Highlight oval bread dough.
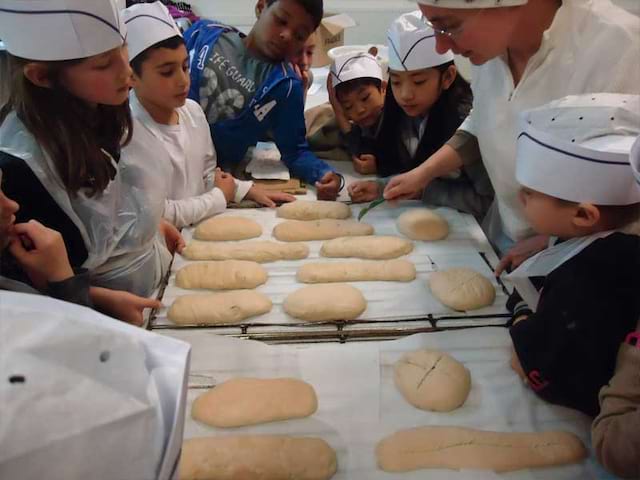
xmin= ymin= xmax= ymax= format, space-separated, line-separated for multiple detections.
xmin=277 ymin=200 xmax=351 ymax=220
xmin=429 ymin=268 xmax=496 ymax=311
xmin=394 ymin=349 xmax=471 ymax=412
xmin=175 ymin=260 xmax=267 ymax=290
xmin=376 ymin=426 xmax=587 ymax=473
xmin=396 ymin=209 xmax=449 ymax=241
xmin=194 ymin=216 xmax=262 ymax=241
xmin=297 ymin=260 xmax=416 ymax=283
xmin=182 ymin=240 xmax=309 ymax=262
xmin=192 ymin=378 xmax=318 ymax=427
xmin=284 ymin=284 xmax=366 ymax=321
xmin=179 ymin=435 xmax=338 ymax=480
xmin=168 ymin=291 xmax=272 ymax=325
xmin=273 ymin=219 xmax=374 ymax=242
xmin=320 ymin=236 xmax=414 ymax=259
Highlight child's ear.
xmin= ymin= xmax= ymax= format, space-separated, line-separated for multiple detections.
xmin=573 ymin=203 xmax=600 ymax=228
xmin=23 ymin=63 xmax=52 ymax=88
xmin=255 ymin=0 xmax=265 ymax=18
xmin=441 ymin=64 xmax=457 ymax=91
xmin=380 ymin=80 xmax=388 ymax=95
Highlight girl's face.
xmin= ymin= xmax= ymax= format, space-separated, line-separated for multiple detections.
xmin=59 ymin=45 xmax=132 ymax=106
xmin=389 ymin=66 xmax=452 ymax=118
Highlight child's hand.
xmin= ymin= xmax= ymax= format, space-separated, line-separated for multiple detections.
xmin=348 ymin=180 xmax=380 ymax=203
xmin=214 ymin=168 xmax=236 ymax=203
xmin=326 ymin=75 xmax=351 ymax=134
xmin=510 ymin=347 xmax=528 ymax=384
xmin=316 ymin=172 xmax=341 ymax=200
xmin=158 ymin=219 xmax=185 ymax=255
xmin=383 ymin=170 xmax=425 ymax=201
xmin=8 ymin=220 xmax=74 ymax=290
xmin=495 ymin=234 xmax=550 ymax=276
xmin=293 ymin=63 xmax=311 ymax=93
xmin=90 ymin=287 xmax=162 ymax=327
xmin=246 ymin=186 xmax=296 ymax=208
xmin=353 ymin=154 xmax=377 ymax=175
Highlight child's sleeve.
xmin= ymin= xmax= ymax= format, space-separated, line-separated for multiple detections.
xmin=163 ymin=189 xmax=228 ymax=229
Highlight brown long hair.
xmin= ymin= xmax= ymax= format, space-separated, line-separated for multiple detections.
xmin=0 ymin=54 xmax=133 ymax=197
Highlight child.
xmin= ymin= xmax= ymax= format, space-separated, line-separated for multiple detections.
xmin=328 ymin=52 xmax=386 ymax=175
xmin=184 ymin=0 xmax=343 ymax=200
xmin=0 ymin=0 xmax=171 ymax=298
xmin=506 ymin=94 xmax=640 ymax=418
xmin=348 ymin=11 xmax=493 ymax=221
xmin=123 ymin=2 xmax=294 ymax=229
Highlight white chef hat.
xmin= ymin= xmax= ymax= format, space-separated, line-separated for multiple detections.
xmin=122 ymin=1 xmax=182 ymax=62
xmin=0 ymin=0 xmax=125 ymax=61
xmin=330 ymin=52 xmax=383 ymax=89
xmin=416 ymin=0 xmax=527 ymax=8
xmin=631 ymin=136 xmax=640 ymax=186
xmin=387 ymin=11 xmax=454 ymax=72
xmin=516 ymin=93 xmax=640 ymax=206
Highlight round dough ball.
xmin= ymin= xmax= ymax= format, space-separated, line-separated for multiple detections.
xmin=194 ymin=216 xmax=262 ymax=241
xmin=394 ymin=349 xmax=471 ymax=412
xmin=429 ymin=268 xmax=496 ymax=311
xmin=284 ymin=284 xmax=366 ymax=322
xmin=396 ymin=209 xmax=449 ymax=241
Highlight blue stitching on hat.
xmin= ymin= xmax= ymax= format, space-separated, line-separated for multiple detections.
xmin=518 ymin=132 xmax=630 ymax=165
xmin=124 ymin=13 xmax=176 ymax=29
xmin=403 ymin=34 xmax=436 ymax=66
xmin=386 ymin=35 xmax=407 ymax=71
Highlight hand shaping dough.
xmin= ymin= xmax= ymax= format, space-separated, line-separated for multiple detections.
xmin=194 ymin=216 xmax=262 ymax=241
xmin=396 ymin=209 xmax=449 ymax=241
xmin=376 ymin=426 xmax=587 ymax=473
xmin=277 ymin=200 xmax=351 ymax=220
xmin=179 ymin=435 xmax=338 ymax=480
xmin=273 ymin=219 xmax=373 ymax=242
xmin=175 ymin=260 xmax=267 ymax=290
xmin=394 ymin=350 xmax=471 ymax=412
xmin=429 ymin=268 xmax=496 ymax=311
xmin=297 ymin=260 xmax=416 ymax=283
xmin=168 ymin=291 xmax=272 ymax=325
xmin=320 ymin=236 xmax=414 ymax=260
xmin=192 ymin=378 xmax=318 ymax=427
xmin=182 ymin=240 xmax=309 ymax=262
xmin=284 ymin=284 xmax=366 ymax=321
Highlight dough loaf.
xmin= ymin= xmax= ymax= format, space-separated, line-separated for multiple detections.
xmin=179 ymin=435 xmax=337 ymax=480
xmin=277 ymin=200 xmax=351 ymax=220
xmin=429 ymin=268 xmax=496 ymax=311
xmin=175 ymin=261 xmax=267 ymax=290
xmin=320 ymin=236 xmax=414 ymax=259
xmin=297 ymin=260 xmax=416 ymax=283
xmin=273 ymin=219 xmax=374 ymax=242
xmin=192 ymin=378 xmax=317 ymax=427
xmin=284 ymin=284 xmax=366 ymax=321
xmin=168 ymin=291 xmax=272 ymax=325
xmin=182 ymin=240 xmax=309 ymax=262
xmin=396 ymin=209 xmax=449 ymax=241
xmin=394 ymin=350 xmax=471 ymax=412
xmin=194 ymin=216 xmax=262 ymax=241
xmin=376 ymin=426 xmax=587 ymax=473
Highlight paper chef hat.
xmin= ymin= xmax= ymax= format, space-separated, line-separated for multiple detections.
xmin=330 ymin=52 xmax=383 ymax=89
xmin=387 ymin=11 xmax=454 ymax=72
xmin=416 ymin=0 xmax=527 ymax=8
xmin=516 ymin=93 xmax=640 ymax=205
xmin=0 ymin=0 xmax=125 ymax=61
xmin=123 ymin=1 xmax=182 ymax=62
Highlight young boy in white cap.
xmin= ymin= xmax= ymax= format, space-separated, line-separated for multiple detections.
xmin=123 ymin=2 xmax=295 ymax=228
xmin=507 ymin=94 xmax=640 ymax=418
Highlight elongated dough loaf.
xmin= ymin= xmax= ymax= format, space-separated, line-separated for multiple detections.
xmin=284 ymin=284 xmax=366 ymax=321
xmin=182 ymin=240 xmax=309 ymax=262
xmin=192 ymin=378 xmax=317 ymax=427
xmin=175 ymin=261 xmax=267 ymax=290
xmin=277 ymin=200 xmax=351 ymax=220
xmin=297 ymin=260 xmax=416 ymax=283
xmin=179 ymin=435 xmax=338 ymax=480
xmin=273 ymin=219 xmax=374 ymax=242
xmin=429 ymin=268 xmax=496 ymax=311
xmin=397 ymin=208 xmax=449 ymax=241
xmin=194 ymin=216 xmax=262 ymax=241
xmin=376 ymin=426 xmax=587 ymax=473
xmin=320 ymin=236 xmax=414 ymax=259
xmin=168 ymin=291 xmax=272 ymax=325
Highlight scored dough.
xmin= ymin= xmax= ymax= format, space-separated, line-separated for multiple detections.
xmin=192 ymin=378 xmax=318 ymax=427
xmin=194 ymin=216 xmax=262 ymax=241
xmin=284 ymin=284 xmax=367 ymax=322
xmin=320 ymin=236 xmax=414 ymax=260
xmin=394 ymin=350 xmax=471 ymax=412
xmin=277 ymin=200 xmax=351 ymax=220
xmin=182 ymin=240 xmax=309 ymax=262
xmin=168 ymin=291 xmax=272 ymax=325
xmin=297 ymin=260 xmax=416 ymax=283
xmin=429 ymin=268 xmax=496 ymax=311
xmin=273 ymin=219 xmax=374 ymax=242
xmin=175 ymin=260 xmax=267 ymax=290
xmin=396 ymin=209 xmax=449 ymax=241
xmin=179 ymin=435 xmax=338 ymax=480
xmin=376 ymin=426 xmax=587 ymax=473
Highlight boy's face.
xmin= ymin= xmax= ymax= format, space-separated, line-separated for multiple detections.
xmin=0 ymin=179 xmax=19 ymax=249
xmin=338 ymin=83 xmax=386 ymax=129
xmin=253 ymin=0 xmax=316 ymax=62
xmin=290 ymin=31 xmax=317 ymax=72
xmin=519 ymin=187 xmax=579 ymax=237
xmin=132 ymin=44 xmax=190 ymax=111
xmin=389 ymin=67 xmax=444 ymax=118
